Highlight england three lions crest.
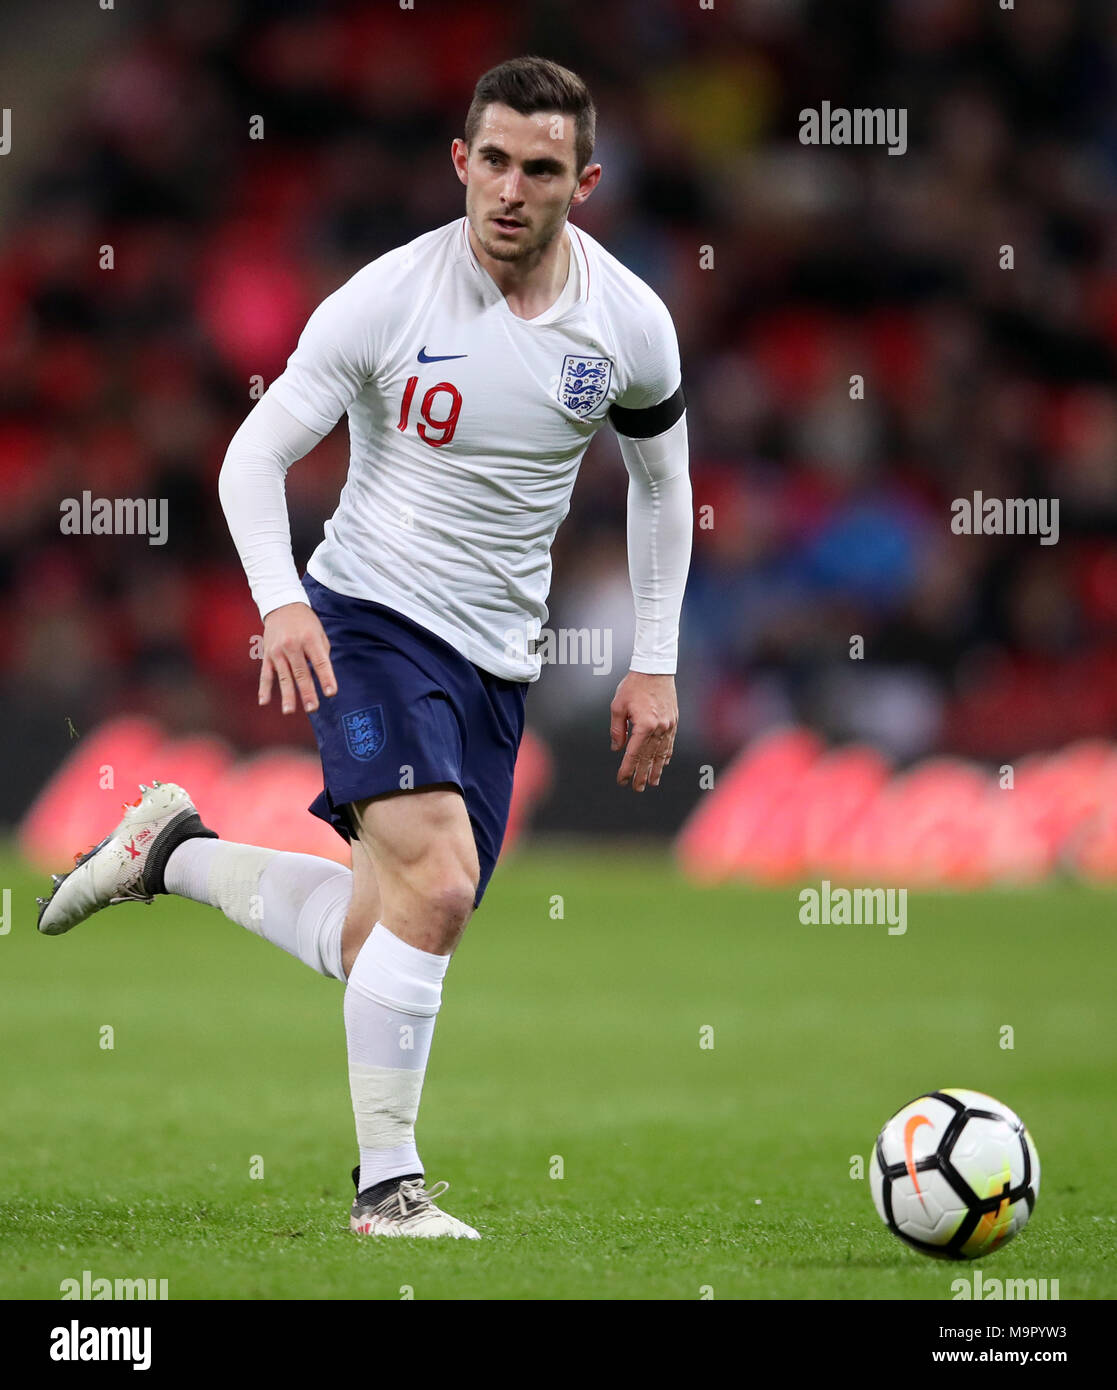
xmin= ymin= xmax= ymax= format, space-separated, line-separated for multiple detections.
xmin=342 ymin=706 xmax=385 ymax=761
xmin=558 ymin=354 xmax=612 ymax=418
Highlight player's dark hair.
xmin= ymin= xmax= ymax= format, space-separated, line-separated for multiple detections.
xmin=464 ymin=56 xmax=596 ymax=174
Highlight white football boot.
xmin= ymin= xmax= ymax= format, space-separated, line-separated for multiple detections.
xmin=37 ymin=781 xmax=218 ymax=936
xmin=349 ymin=1168 xmax=481 ymax=1239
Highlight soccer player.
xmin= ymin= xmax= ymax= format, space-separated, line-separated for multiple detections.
xmin=37 ymin=56 xmax=692 ymax=1238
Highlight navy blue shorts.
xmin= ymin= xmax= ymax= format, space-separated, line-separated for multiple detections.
xmin=301 ymin=573 xmax=528 ymax=907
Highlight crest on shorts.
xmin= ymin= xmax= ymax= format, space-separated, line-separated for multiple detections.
xmin=342 ymin=706 xmax=386 ymax=761
xmin=558 ymin=354 xmax=612 ymax=417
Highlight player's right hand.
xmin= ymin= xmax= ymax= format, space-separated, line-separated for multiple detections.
xmin=258 ymin=602 xmax=337 ymax=715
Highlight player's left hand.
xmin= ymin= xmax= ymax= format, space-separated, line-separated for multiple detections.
xmin=610 ymin=672 xmax=678 ymax=792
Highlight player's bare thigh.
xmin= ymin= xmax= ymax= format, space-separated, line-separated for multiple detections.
xmin=341 ymin=784 xmax=479 ymax=969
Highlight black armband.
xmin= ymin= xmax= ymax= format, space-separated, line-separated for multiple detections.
xmin=608 ymin=382 xmax=686 ymax=439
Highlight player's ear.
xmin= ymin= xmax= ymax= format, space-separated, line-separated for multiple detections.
xmin=571 ymin=162 xmax=602 ymax=208
xmin=451 ymin=138 xmax=470 ymax=186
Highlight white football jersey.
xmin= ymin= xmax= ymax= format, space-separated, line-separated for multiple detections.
xmin=267 ymin=216 xmax=683 ymax=681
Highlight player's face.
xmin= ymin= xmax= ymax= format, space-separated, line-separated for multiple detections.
xmin=453 ymin=104 xmax=600 ymax=263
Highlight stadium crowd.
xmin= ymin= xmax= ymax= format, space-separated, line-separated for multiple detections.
xmin=2 ymin=0 xmax=1116 ymax=828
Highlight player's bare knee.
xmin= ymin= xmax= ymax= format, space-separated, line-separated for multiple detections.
xmin=417 ymin=869 xmax=476 ymax=936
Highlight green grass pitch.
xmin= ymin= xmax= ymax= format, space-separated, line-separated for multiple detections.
xmin=1 ymin=842 xmax=1113 ymax=1300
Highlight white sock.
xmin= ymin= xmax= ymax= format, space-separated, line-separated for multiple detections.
xmin=165 ymin=839 xmax=350 ymax=982
xmin=345 ymin=922 xmax=451 ymax=1191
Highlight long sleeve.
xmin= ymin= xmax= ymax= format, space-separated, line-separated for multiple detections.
xmin=618 ymin=412 xmax=693 ymax=674
xmin=217 ymin=390 xmax=327 ymax=621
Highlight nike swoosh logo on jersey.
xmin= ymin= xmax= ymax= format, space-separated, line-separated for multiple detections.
xmin=417 ymin=347 xmax=468 ymax=363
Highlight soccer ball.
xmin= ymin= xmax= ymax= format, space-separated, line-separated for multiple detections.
xmin=869 ymin=1088 xmax=1039 ymax=1259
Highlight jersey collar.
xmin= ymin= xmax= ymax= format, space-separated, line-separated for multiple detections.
xmin=460 ymin=216 xmax=590 ymax=315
